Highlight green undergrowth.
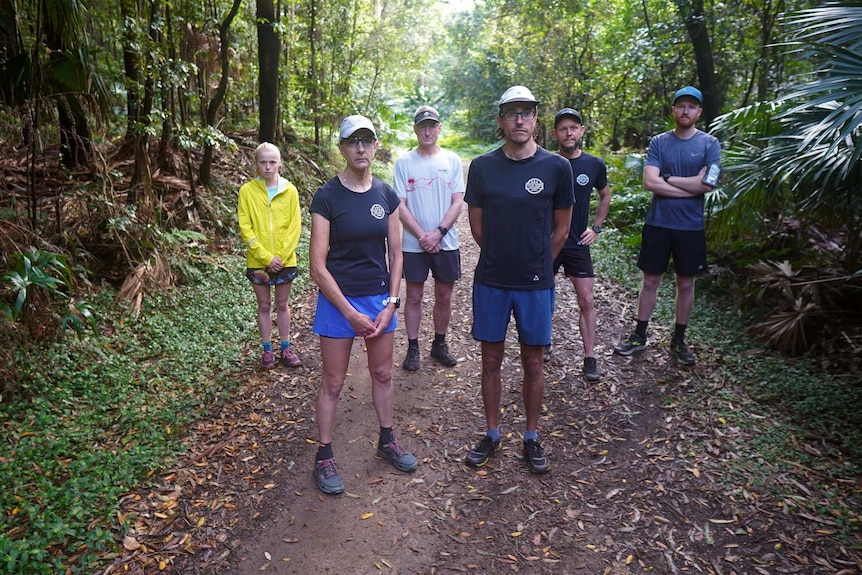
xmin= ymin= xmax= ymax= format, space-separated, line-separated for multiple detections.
xmin=596 ymin=231 xmax=862 ymax=538
xmin=0 ymin=255 xmax=259 ymax=574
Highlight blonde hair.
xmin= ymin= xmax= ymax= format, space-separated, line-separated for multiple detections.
xmin=254 ymin=142 xmax=282 ymax=176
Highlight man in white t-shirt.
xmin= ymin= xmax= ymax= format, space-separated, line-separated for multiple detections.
xmin=394 ymin=105 xmax=464 ymax=371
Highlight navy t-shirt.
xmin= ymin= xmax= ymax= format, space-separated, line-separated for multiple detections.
xmin=563 ymin=151 xmax=608 ymax=251
xmin=309 ymin=176 xmax=399 ymax=296
xmin=644 ymin=129 xmax=721 ymax=231
xmin=465 ymin=146 xmax=574 ymax=290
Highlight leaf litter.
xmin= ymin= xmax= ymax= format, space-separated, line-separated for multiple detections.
xmin=103 ymin=217 xmax=861 ymax=574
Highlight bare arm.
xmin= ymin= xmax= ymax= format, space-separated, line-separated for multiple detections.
xmin=309 ymin=213 xmax=376 ymax=337
xmin=551 ymin=206 xmax=572 ymax=259
xmin=580 ymin=184 xmax=611 ymax=246
xmin=644 ymin=165 xmax=712 ymax=198
xmin=366 ymin=207 xmax=402 ymax=339
xmin=468 ymin=205 xmax=483 ymax=247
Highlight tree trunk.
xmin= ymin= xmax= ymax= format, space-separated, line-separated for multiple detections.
xmin=677 ymin=0 xmax=720 ymax=125
xmin=257 ymin=0 xmax=280 ymax=144
xmin=199 ymin=0 xmax=242 ymax=186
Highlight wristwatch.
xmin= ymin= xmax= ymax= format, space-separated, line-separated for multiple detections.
xmin=662 ymin=174 xmax=671 ymax=183
xmin=437 ymin=225 xmax=449 ymax=236
xmin=383 ymin=296 xmax=401 ymax=309
xmin=591 ymin=225 xmax=602 ymax=234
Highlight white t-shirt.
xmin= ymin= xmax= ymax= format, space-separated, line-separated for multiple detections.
xmin=394 ymin=148 xmax=464 ymax=253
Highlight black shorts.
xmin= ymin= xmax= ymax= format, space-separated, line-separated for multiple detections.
xmin=553 ymin=247 xmax=594 ymax=278
xmin=403 ymin=250 xmax=461 ymax=283
xmin=637 ymin=224 xmax=707 ymax=277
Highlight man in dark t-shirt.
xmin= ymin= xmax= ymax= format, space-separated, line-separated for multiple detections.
xmin=550 ymin=108 xmax=611 ymax=382
xmin=463 ymin=85 xmax=574 ymax=475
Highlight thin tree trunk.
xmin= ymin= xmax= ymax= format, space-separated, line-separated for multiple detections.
xmin=257 ymin=0 xmax=280 ymax=144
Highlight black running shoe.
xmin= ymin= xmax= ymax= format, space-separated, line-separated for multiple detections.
xmin=670 ymin=340 xmax=696 ymax=366
xmin=522 ymin=438 xmax=550 ymax=474
xmin=583 ymin=357 xmax=601 ymax=382
xmin=465 ymin=435 xmax=500 ymax=467
xmin=430 ymin=340 xmax=457 ymax=366
xmin=402 ymin=346 xmax=420 ymax=371
xmin=614 ymin=333 xmax=647 ymax=356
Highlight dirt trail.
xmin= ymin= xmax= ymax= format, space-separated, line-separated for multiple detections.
xmin=211 ymin=212 xmax=861 ymax=575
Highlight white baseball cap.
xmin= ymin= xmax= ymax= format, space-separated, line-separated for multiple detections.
xmin=498 ymin=85 xmax=539 ymax=107
xmin=339 ymin=115 xmax=377 ymax=139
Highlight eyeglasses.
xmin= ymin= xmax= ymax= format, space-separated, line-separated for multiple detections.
xmin=500 ymin=109 xmax=536 ymax=122
xmin=342 ymin=135 xmax=376 ymax=148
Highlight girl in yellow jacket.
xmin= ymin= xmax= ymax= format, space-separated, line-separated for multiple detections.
xmin=238 ymin=142 xmax=303 ymax=370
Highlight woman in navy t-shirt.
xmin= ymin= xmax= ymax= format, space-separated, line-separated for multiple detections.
xmin=308 ymin=115 xmax=418 ymax=495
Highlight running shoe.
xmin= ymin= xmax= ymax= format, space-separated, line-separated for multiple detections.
xmin=430 ymin=340 xmax=457 ymax=366
xmin=670 ymin=340 xmax=696 ymax=366
xmin=377 ymin=437 xmax=418 ymax=472
xmin=614 ymin=334 xmax=647 ymax=356
xmin=402 ymin=347 xmax=420 ymax=371
xmin=523 ymin=438 xmax=550 ymax=474
xmin=313 ymin=457 xmax=344 ymax=494
xmin=261 ymin=350 xmax=276 ymax=370
xmin=465 ymin=435 xmax=501 ymax=468
xmin=281 ymin=347 xmax=302 ymax=368
xmin=583 ymin=357 xmax=601 ymax=382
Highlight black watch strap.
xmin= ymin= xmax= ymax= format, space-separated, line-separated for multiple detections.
xmin=437 ymin=226 xmax=449 ymax=236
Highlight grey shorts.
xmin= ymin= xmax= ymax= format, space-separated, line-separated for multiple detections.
xmin=403 ymin=249 xmax=461 ymax=283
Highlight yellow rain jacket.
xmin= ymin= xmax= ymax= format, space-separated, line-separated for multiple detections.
xmin=237 ymin=176 xmax=301 ymax=268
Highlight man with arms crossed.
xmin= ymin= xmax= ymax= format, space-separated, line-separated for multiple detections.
xmin=464 ymin=86 xmax=574 ymax=474
xmin=614 ymin=86 xmax=720 ymax=365
xmin=550 ymin=108 xmax=611 ymax=382
xmin=395 ymin=106 xmax=464 ymax=371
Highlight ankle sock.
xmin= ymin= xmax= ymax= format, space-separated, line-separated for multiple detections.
xmin=673 ymin=323 xmax=687 ymax=344
xmin=262 ymin=341 xmax=273 ymax=352
xmin=635 ymin=320 xmax=649 ymax=340
xmin=434 ymin=333 xmax=445 ymax=344
xmin=408 ymin=338 xmax=419 ymax=350
xmin=316 ymin=442 xmax=333 ymax=461
xmin=486 ymin=428 xmax=500 ymax=442
xmin=280 ymin=340 xmax=290 ymax=352
xmin=523 ymin=430 xmax=538 ymax=442
xmin=379 ymin=427 xmax=394 ymax=446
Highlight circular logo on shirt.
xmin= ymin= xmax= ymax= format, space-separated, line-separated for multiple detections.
xmin=370 ymin=203 xmax=386 ymax=219
xmin=576 ymin=173 xmax=590 ymax=186
xmin=525 ymin=178 xmax=544 ymax=195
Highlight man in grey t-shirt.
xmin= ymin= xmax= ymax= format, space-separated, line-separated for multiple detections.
xmin=394 ymin=106 xmax=464 ymax=371
xmin=614 ymin=86 xmax=721 ymax=365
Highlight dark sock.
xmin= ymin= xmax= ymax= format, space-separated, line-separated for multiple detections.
xmin=263 ymin=341 xmax=273 ymax=352
xmin=408 ymin=338 xmax=419 ymax=349
xmin=280 ymin=340 xmax=290 ymax=352
xmin=635 ymin=320 xmax=649 ymax=340
xmin=379 ymin=427 xmax=394 ymax=446
xmin=316 ymin=442 xmax=333 ymax=461
xmin=673 ymin=323 xmax=687 ymax=343
xmin=434 ymin=333 xmax=445 ymax=344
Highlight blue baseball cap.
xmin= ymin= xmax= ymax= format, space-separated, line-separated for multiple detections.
xmin=673 ymin=86 xmax=703 ymax=105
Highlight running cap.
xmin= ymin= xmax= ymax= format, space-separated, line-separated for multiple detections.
xmin=498 ymin=85 xmax=539 ymax=107
xmin=413 ymin=105 xmax=440 ymax=125
xmin=339 ymin=115 xmax=377 ymax=140
xmin=673 ymin=86 xmax=703 ymax=105
xmin=554 ymin=108 xmax=583 ymax=126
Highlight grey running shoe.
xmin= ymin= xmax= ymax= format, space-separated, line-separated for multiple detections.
xmin=377 ymin=437 xmax=418 ymax=472
xmin=614 ymin=334 xmax=647 ymax=356
xmin=523 ymin=438 xmax=550 ymax=474
xmin=402 ymin=346 xmax=420 ymax=371
xmin=670 ymin=340 xmax=696 ymax=365
xmin=543 ymin=344 xmax=551 ymax=362
xmin=465 ymin=435 xmax=501 ymax=468
xmin=281 ymin=347 xmax=302 ymax=368
xmin=314 ymin=458 xmax=344 ymax=494
xmin=430 ymin=340 xmax=457 ymax=366
xmin=583 ymin=357 xmax=601 ymax=382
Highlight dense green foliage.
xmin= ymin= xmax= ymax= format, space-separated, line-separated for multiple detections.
xmin=0 ymin=257 xmax=254 ymax=574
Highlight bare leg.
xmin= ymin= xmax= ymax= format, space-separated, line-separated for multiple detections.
xmin=252 ymin=283 xmax=273 ymax=343
xmin=366 ymin=332 xmax=395 ymax=428
xmin=273 ymin=282 xmax=292 ymax=342
xmin=432 ymin=280 xmax=455 ymax=335
xmin=674 ymin=275 xmax=695 ymax=325
xmin=571 ymin=277 xmax=596 ymax=357
xmin=316 ymin=337 xmax=353 ymax=444
xmin=404 ymin=281 xmax=424 ymax=340
xmin=479 ymin=341 xmax=505 ymax=430
xmin=520 ymin=344 xmax=545 ymax=432
xmin=637 ymin=272 xmax=663 ymax=323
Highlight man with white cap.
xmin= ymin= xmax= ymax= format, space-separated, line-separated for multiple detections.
xmin=463 ymin=86 xmax=574 ymax=474
xmin=395 ymin=105 xmax=464 ymax=372
xmin=613 ymin=86 xmax=720 ymax=366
